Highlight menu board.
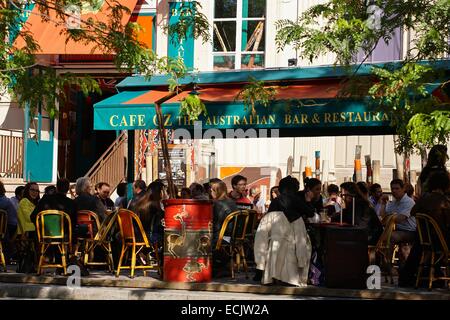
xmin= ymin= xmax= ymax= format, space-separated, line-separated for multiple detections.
xmin=157 ymin=147 xmax=187 ymax=190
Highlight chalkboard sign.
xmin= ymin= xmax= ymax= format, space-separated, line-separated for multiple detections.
xmin=157 ymin=146 xmax=187 ymax=190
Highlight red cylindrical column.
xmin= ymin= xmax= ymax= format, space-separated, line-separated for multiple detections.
xmin=162 ymin=199 xmax=213 ymax=282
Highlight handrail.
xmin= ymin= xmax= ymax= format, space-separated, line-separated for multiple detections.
xmin=85 ymin=132 xmax=127 ymax=177
xmin=85 ymin=131 xmax=127 ymax=190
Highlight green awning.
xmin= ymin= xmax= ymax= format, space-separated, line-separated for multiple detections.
xmin=93 ymin=86 xmax=393 ymax=136
xmin=93 ymin=61 xmax=450 ymax=136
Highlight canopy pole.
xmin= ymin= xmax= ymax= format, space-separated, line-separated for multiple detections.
xmin=155 ymin=102 xmax=176 ymax=199
xmin=127 ymin=130 xmax=135 ymax=201
xmin=153 ymin=83 xmax=194 ymax=199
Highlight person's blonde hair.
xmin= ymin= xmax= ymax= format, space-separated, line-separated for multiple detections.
xmin=211 ymin=181 xmax=228 ymax=200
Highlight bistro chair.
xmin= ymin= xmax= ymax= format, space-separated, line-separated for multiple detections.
xmin=0 ymin=209 xmax=7 ymax=272
xmin=215 ymin=210 xmax=250 ymax=279
xmin=415 ymin=213 xmax=449 ymax=290
xmin=74 ymin=210 xmax=101 ymax=258
xmin=36 ymin=210 xmax=72 ymax=275
xmin=243 ymin=209 xmax=259 ymax=266
xmin=83 ymin=211 xmax=116 ymax=272
xmin=115 ymin=209 xmax=157 ymax=278
xmin=368 ymin=214 xmax=397 ymax=284
xmin=246 ymin=209 xmax=259 ymax=235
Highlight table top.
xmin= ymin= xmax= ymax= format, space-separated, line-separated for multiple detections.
xmin=308 ymin=222 xmax=351 ymax=227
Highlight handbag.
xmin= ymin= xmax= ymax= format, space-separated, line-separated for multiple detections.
xmin=308 ymin=251 xmax=324 ymax=286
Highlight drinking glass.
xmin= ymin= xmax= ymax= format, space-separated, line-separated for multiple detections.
xmin=320 ymin=209 xmax=328 ymax=223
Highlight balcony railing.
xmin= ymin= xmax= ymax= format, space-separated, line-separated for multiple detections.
xmin=0 ymin=132 xmax=24 ymax=179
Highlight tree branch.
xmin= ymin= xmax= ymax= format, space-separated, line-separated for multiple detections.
xmin=0 ymin=63 xmax=38 ymax=72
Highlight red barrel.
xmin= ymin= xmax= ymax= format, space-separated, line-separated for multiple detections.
xmin=162 ymin=199 xmax=213 ymax=282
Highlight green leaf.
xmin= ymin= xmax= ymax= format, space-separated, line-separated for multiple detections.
xmin=235 ymin=77 xmax=277 ymax=115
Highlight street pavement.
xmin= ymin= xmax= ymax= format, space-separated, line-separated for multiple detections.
xmin=0 ymin=266 xmax=448 ymax=300
xmin=0 ymin=282 xmax=342 ymax=300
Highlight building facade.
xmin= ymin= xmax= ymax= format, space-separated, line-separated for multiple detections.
xmin=151 ymin=0 xmax=449 ymax=189
xmin=1 ymin=0 xmax=449 ymax=195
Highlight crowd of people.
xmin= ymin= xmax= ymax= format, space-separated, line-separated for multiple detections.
xmin=0 ymin=144 xmax=448 ymax=289
xmin=0 ymin=173 xmax=256 ymax=273
xmin=252 ymin=144 xmax=450 ymax=287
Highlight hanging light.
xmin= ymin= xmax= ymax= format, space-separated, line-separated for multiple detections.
xmin=189 ymin=82 xmax=201 ymax=95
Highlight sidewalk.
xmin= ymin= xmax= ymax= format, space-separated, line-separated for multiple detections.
xmin=0 ymin=267 xmax=448 ymax=300
xmin=0 ymin=282 xmax=329 ymax=300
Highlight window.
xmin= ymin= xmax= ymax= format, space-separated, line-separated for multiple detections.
xmin=213 ymin=0 xmax=266 ymax=70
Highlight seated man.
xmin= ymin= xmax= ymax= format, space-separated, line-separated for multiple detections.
xmin=297 ymin=178 xmax=324 ymax=217
xmin=74 ymin=177 xmax=106 ymax=222
xmin=323 ymin=184 xmax=343 ymax=216
xmin=96 ymin=182 xmax=115 ymax=210
xmin=127 ymin=180 xmax=147 ymax=209
xmin=339 ymin=182 xmax=383 ymax=245
xmin=114 ymin=182 xmax=128 ymax=209
xmin=189 ymin=182 xmax=210 ymax=200
xmin=29 ymin=179 xmax=76 ymax=273
xmin=369 ymin=183 xmax=383 ymax=218
xmin=380 ymin=179 xmax=416 ymax=263
xmin=30 ymin=178 xmax=76 ymax=239
xmin=228 ymin=175 xmax=253 ymax=209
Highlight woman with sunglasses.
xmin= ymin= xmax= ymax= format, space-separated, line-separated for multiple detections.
xmin=17 ymin=182 xmax=40 ymax=239
xmin=337 ymin=182 xmax=383 ymax=245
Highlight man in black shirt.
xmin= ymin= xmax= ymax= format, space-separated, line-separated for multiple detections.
xmin=74 ymin=177 xmax=106 ymax=221
xmin=30 ymin=179 xmax=76 ymax=271
xmin=268 ymin=176 xmax=316 ymax=222
xmin=297 ymin=177 xmax=324 ymax=216
xmin=96 ymin=182 xmax=115 ymax=210
xmin=127 ymin=180 xmax=147 ymax=209
xmin=30 ymin=178 xmax=76 ymax=236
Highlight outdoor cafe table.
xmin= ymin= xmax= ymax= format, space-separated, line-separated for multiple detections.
xmin=306 ymin=221 xmax=369 ymax=289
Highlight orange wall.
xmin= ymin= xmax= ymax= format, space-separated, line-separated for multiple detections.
xmin=135 ymin=15 xmax=153 ymax=49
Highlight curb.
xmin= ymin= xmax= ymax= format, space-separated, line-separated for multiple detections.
xmin=0 ymin=283 xmax=309 ymax=300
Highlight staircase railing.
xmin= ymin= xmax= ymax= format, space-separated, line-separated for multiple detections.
xmin=0 ymin=132 xmax=24 ymax=179
xmin=85 ymin=132 xmax=127 ymax=189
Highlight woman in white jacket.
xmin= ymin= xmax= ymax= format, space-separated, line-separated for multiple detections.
xmin=254 ymin=176 xmax=313 ymax=287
